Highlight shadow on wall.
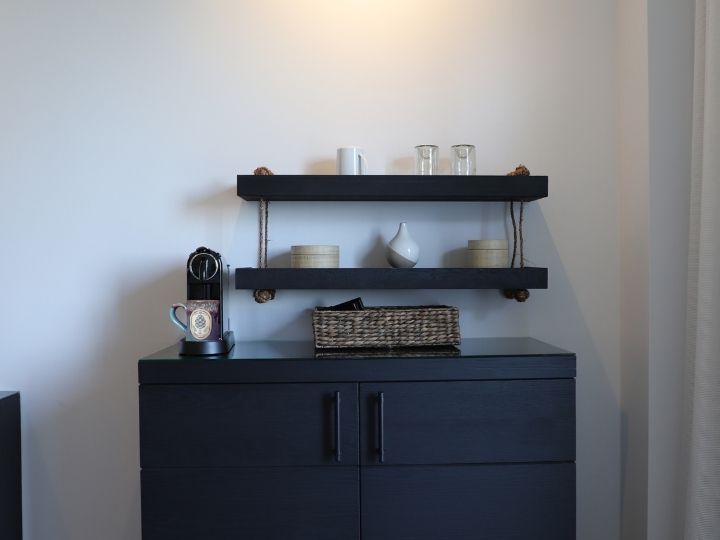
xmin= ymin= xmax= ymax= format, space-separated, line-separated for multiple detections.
xmin=266 ymin=234 xmax=402 ymax=269
xmin=442 ymin=247 xmax=467 ymax=268
xmin=360 ymin=234 xmax=388 ymax=268
xmin=267 ymin=252 xmax=290 ymax=268
xmin=387 ymin=156 xmax=452 ymax=174
xmin=183 ymin=184 xmax=238 ymax=214
xmin=23 ymin=267 xmax=185 ymax=540
xmin=304 ymin=160 xmax=335 ymax=174
xmin=521 ymin=203 xmax=622 ymax=540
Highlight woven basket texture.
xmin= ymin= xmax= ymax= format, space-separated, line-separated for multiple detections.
xmin=312 ymin=305 xmax=460 ymax=349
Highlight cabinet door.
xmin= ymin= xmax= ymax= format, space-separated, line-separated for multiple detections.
xmin=141 ymin=383 xmax=358 ymax=467
xmin=142 ymin=467 xmax=359 ymax=540
xmin=362 ymin=464 xmax=574 ymax=540
xmin=360 ymin=380 xmax=574 ymax=465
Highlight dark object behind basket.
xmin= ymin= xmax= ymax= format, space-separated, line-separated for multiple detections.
xmin=316 ymin=297 xmax=365 ymax=311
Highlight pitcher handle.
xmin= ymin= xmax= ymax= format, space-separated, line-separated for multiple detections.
xmin=359 ymin=152 xmax=369 ymax=175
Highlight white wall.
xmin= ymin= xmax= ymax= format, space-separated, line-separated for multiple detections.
xmin=617 ymin=0 xmax=650 ymax=538
xmin=0 ymin=1 xmax=621 ymax=539
xmin=647 ymin=0 xmax=694 ymax=538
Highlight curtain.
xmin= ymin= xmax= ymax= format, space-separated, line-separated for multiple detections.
xmin=684 ymin=1 xmax=720 ymax=538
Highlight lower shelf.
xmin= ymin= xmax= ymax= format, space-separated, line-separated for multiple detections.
xmin=234 ymin=267 xmax=547 ymax=290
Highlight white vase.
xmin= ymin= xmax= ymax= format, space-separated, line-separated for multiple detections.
xmin=386 ymin=222 xmax=419 ymax=268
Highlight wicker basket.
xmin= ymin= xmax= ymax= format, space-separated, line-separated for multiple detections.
xmin=312 ymin=305 xmax=460 ymax=349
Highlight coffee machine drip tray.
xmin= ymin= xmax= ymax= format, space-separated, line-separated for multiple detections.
xmin=179 ymin=331 xmax=235 ymax=356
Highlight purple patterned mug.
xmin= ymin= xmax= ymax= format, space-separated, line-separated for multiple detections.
xmin=169 ymin=300 xmax=220 ymax=342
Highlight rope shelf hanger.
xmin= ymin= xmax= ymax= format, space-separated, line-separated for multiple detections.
xmin=504 ymin=164 xmax=530 ymax=303
xmin=252 ymin=166 xmax=276 ymax=303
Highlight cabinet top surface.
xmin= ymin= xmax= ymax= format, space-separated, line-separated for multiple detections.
xmin=141 ymin=337 xmax=572 ymax=362
xmin=0 ymin=391 xmax=18 ymax=400
xmin=139 ymin=338 xmax=575 ymax=384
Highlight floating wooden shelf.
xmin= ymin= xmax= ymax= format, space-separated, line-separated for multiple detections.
xmin=237 ymin=174 xmax=548 ymax=202
xmin=236 ymin=174 xmax=548 ymax=296
xmin=235 ymin=268 xmax=547 ymax=290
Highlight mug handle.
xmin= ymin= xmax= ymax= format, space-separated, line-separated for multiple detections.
xmin=169 ymin=303 xmax=187 ymax=333
xmin=359 ymin=152 xmax=369 ymax=175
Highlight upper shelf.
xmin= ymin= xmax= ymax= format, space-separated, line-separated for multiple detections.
xmin=236 ymin=174 xmax=548 ymax=202
xmin=235 ymin=267 xmax=547 ymax=290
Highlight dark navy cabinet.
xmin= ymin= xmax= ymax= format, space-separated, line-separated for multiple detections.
xmin=139 ymin=338 xmax=576 ymax=540
xmin=0 ymin=391 xmax=22 ymax=540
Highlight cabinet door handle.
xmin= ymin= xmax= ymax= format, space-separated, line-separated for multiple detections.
xmin=334 ymin=391 xmax=342 ymax=463
xmin=377 ymin=391 xmax=385 ymax=463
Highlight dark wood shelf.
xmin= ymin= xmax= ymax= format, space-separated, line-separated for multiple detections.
xmin=237 ymin=175 xmax=547 ymax=202
xmin=235 ymin=267 xmax=547 ymax=290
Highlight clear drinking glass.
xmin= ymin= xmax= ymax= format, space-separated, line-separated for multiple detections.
xmin=451 ymin=144 xmax=476 ymax=175
xmin=415 ymin=145 xmax=439 ymax=175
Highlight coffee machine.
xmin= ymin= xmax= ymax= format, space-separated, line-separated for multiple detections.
xmin=179 ymin=246 xmax=234 ymax=355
